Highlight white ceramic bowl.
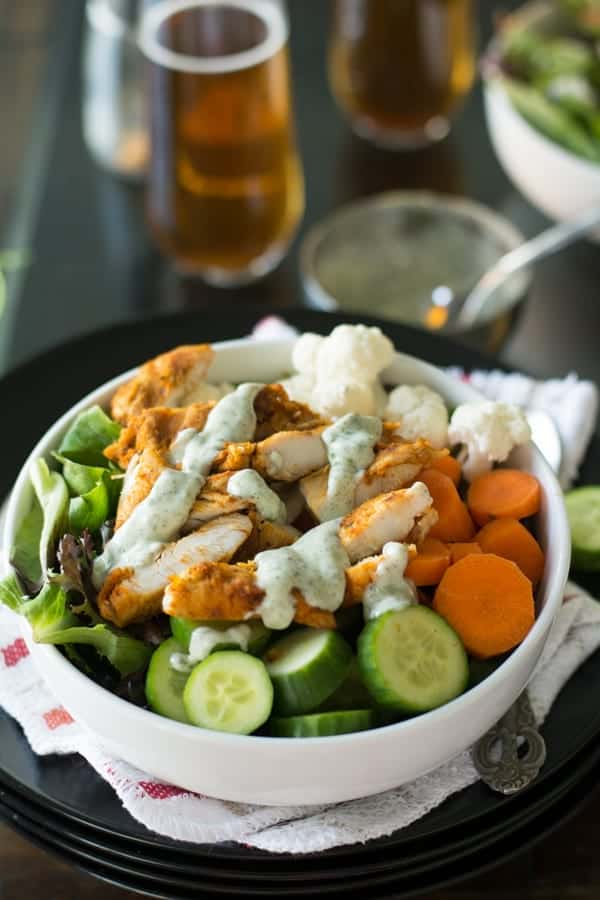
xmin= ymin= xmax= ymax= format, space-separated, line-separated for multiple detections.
xmin=2 ymin=339 xmax=570 ymax=806
xmin=484 ymin=0 xmax=600 ymax=224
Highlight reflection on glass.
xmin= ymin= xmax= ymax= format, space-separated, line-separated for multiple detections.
xmin=139 ymin=0 xmax=304 ymax=285
xmin=329 ymin=0 xmax=476 ymax=148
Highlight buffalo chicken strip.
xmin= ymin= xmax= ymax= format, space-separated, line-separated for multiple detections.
xmin=163 ymin=484 xmax=435 ymax=627
xmin=97 ymin=513 xmax=253 ymax=627
xmin=110 ymin=344 xmax=215 ymax=426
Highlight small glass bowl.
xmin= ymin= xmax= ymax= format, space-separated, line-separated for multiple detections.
xmin=299 ymin=191 xmax=531 ymax=353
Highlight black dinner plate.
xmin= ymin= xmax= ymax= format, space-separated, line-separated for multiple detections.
xmin=1 ymin=307 xmax=599 ymax=886
xmin=3 ymin=727 xmax=600 ymax=889
xmin=2 ymin=736 xmax=600 ymax=898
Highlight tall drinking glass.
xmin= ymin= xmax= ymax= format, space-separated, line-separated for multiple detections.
xmin=139 ymin=0 xmax=304 ymax=284
xmin=329 ymin=0 xmax=476 ymax=149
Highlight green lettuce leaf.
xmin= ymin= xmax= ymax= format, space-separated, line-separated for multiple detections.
xmin=68 ymin=480 xmax=110 ymax=535
xmin=30 ymin=458 xmax=69 ymax=579
xmin=38 ymin=624 xmax=152 ymax=676
xmin=53 ymin=453 xmax=108 ymax=495
xmin=53 ymin=452 xmax=123 ymax=521
xmin=0 ymin=576 xmax=151 ymax=677
xmin=0 ymin=573 xmax=26 ymax=613
xmin=10 ymin=496 xmax=44 ymax=586
xmin=19 ymin=582 xmax=78 ymax=640
xmin=58 ymin=406 xmax=121 ymax=467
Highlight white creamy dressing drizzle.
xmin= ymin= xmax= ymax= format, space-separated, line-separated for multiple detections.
xmin=255 ymin=519 xmax=349 ymax=629
xmin=320 ymin=413 xmax=382 ymax=520
xmin=227 ymin=469 xmax=287 ymax=523
xmin=170 ymin=624 xmax=252 ymax=672
xmin=363 ymin=542 xmax=417 ymax=621
xmin=93 ymin=383 xmax=264 ymax=587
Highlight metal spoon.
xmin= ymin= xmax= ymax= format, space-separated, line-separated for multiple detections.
xmin=526 ymin=409 xmax=563 ymax=479
xmin=473 ymin=692 xmax=546 ymax=795
xmin=448 ymin=206 xmax=600 ymax=329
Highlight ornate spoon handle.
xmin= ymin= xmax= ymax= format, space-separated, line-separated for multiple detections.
xmin=472 ymin=693 xmax=546 ymax=795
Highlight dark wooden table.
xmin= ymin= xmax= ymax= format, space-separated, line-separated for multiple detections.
xmin=1 ymin=1 xmax=600 ymax=898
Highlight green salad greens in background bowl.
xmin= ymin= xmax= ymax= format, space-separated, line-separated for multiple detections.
xmin=483 ymin=0 xmax=600 ymax=223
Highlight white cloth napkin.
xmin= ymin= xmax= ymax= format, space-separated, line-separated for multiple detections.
xmin=0 ymin=317 xmax=598 ymax=854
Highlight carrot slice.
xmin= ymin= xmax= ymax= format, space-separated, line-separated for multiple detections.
xmin=419 ymin=468 xmax=475 ymax=543
xmin=467 ymin=469 xmax=541 ymax=526
xmin=449 ymin=542 xmax=482 ymax=565
xmin=475 ymin=518 xmax=545 ymax=586
xmin=429 ymin=454 xmax=462 ymax=486
xmin=433 ymin=553 xmax=535 ymax=659
xmin=405 ymin=537 xmax=451 ymax=586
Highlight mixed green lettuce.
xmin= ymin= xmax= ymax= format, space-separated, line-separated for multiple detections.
xmin=2 ymin=406 xmax=151 ymax=681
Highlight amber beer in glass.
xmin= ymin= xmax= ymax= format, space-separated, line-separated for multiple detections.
xmin=329 ymin=0 xmax=475 ymax=148
xmin=140 ymin=0 xmax=304 ymax=283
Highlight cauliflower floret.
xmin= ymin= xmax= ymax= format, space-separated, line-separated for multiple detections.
xmin=385 ymin=384 xmax=449 ymax=450
xmin=292 ymin=332 xmax=323 ymax=375
xmin=448 ymin=401 xmax=531 ymax=482
xmin=284 ymin=324 xmax=395 ymax=418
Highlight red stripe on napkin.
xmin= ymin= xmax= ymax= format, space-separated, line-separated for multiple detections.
xmin=43 ymin=706 xmax=75 ymax=730
xmin=1 ymin=638 xmax=29 ymax=667
xmin=137 ymin=782 xmax=190 ymax=800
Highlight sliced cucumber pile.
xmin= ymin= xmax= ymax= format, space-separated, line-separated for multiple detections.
xmin=147 ymin=607 xmax=473 ymax=735
xmin=264 ymin=628 xmax=353 ymax=716
xmin=170 ymin=616 xmax=272 ymax=656
xmin=358 ymin=606 xmax=469 ymax=713
xmin=183 ymin=651 xmax=273 ymax=734
xmin=565 ymin=486 xmax=600 ymax=572
xmin=270 ymin=709 xmax=374 ymax=738
xmin=145 ymin=637 xmax=190 ymax=724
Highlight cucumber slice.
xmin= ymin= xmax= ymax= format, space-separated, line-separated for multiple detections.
xmin=264 ymin=628 xmax=352 ymax=716
xmin=318 ymin=658 xmax=374 ymax=711
xmin=270 ymin=709 xmax=374 ymax=738
xmin=357 ymin=606 xmax=469 ymax=713
xmin=183 ymin=651 xmax=273 ymax=734
xmin=145 ymin=637 xmax=190 ymax=724
xmin=169 ymin=617 xmax=271 ymax=656
xmin=565 ymin=486 xmax=600 ymax=571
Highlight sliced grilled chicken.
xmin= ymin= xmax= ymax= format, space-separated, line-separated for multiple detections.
xmin=234 ymin=517 xmax=299 ymax=562
xmin=300 ymin=439 xmax=439 ymax=520
xmin=343 ymin=544 xmax=417 ymax=606
xmin=163 ymin=484 xmax=434 ymax=624
xmin=338 ymin=482 xmax=434 ymax=563
xmin=163 ymin=545 xmax=418 ymax=627
xmin=201 ymin=428 xmax=328 ymax=481
xmin=164 ymin=561 xmax=336 ymax=629
xmin=105 ymin=383 xmax=324 ymax=470
xmin=110 ymin=345 xmax=215 ymax=426
xmin=97 ymin=513 xmax=253 ymax=627
xmin=115 ymin=448 xmax=166 ymax=530
xmin=253 ymin=383 xmax=324 ymax=440
xmin=113 ymin=427 xmax=328 ymax=531
xmin=252 ymin=428 xmax=328 ymax=480
xmin=105 ymin=403 xmax=213 ymax=469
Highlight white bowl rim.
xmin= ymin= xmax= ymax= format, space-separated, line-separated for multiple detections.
xmin=2 ymin=336 xmax=571 ymax=750
xmin=483 ymin=0 xmax=600 ymax=176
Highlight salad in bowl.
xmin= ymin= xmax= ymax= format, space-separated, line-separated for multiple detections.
xmin=0 ymin=324 xmax=569 ymax=804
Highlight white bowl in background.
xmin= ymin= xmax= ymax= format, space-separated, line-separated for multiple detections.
xmin=483 ymin=0 xmax=600 ymax=224
xmin=2 ymin=338 xmax=571 ymax=806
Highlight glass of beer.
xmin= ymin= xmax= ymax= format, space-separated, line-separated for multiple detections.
xmin=139 ymin=0 xmax=304 ymax=284
xmin=329 ymin=0 xmax=476 ymax=149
